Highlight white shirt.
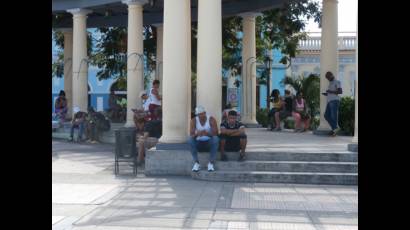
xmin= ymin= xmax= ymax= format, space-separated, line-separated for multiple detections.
xmin=149 ymin=88 xmax=161 ymax=106
xmin=195 ymin=115 xmax=211 ymax=141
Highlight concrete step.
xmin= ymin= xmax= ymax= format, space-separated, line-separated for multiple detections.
xmin=223 ymin=151 xmax=357 ymax=162
xmin=52 ymin=122 xmax=123 ymax=144
xmin=191 ymin=170 xmax=358 ymax=185
xmin=213 ymin=160 xmax=357 ymax=173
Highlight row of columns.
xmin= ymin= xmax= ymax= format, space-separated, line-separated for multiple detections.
xmin=59 ymin=0 xmax=357 ymax=148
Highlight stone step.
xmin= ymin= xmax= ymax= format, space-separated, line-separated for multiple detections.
xmin=191 ymin=170 xmax=358 ymax=185
xmin=52 ymin=122 xmax=123 ymax=144
xmin=223 ymin=151 xmax=357 ymax=162
xmin=213 ymin=160 xmax=357 ymax=173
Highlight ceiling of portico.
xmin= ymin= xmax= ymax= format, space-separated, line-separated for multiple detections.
xmin=52 ymin=0 xmax=290 ymax=28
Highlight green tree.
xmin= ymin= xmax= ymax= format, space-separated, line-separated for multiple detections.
xmin=52 ymin=30 xmax=94 ymax=78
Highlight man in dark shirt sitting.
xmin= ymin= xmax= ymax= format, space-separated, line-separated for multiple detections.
xmin=69 ymin=106 xmax=87 ymax=142
xmin=219 ymin=110 xmax=247 ymax=162
xmin=135 ymin=108 xmax=162 ymax=165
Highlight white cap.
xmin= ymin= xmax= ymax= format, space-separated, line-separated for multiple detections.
xmin=139 ymin=91 xmax=147 ymax=97
xmin=73 ymin=106 xmax=80 ymax=113
xmin=195 ymin=106 xmax=206 ymax=115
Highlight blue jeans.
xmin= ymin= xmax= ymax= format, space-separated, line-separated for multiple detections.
xmin=188 ymin=136 xmax=219 ymax=163
xmin=324 ymin=100 xmax=340 ymax=130
xmin=70 ymin=122 xmax=85 ymax=140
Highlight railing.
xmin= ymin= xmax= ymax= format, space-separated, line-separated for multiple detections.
xmin=298 ymin=34 xmax=356 ymax=51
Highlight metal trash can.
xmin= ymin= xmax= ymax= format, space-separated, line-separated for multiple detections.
xmin=114 ymin=127 xmax=137 ymax=175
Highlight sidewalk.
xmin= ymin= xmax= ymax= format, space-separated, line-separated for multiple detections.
xmin=52 ymin=140 xmax=357 ymax=230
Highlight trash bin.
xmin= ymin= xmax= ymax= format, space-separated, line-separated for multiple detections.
xmin=114 ymin=127 xmax=137 ymax=175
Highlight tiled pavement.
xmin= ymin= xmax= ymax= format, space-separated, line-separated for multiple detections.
xmin=52 ymin=135 xmax=357 ymax=230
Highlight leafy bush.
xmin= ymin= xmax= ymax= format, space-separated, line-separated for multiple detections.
xmin=256 ymin=108 xmax=269 ymax=127
xmin=338 ymin=97 xmax=355 ymax=135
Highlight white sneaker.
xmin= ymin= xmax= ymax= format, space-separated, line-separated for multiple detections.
xmin=207 ymin=162 xmax=215 ymax=172
xmin=192 ymin=162 xmax=200 ymax=172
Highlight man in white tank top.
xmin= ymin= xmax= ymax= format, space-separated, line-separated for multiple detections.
xmin=188 ymin=106 xmax=219 ymax=172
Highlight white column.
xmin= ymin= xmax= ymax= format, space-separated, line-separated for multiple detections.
xmin=350 ymin=15 xmax=358 ymax=148
xmin=197 ymin=0 xmax=222 ymax=124
xmin=122 ymin=0 xmax=147 ymax=127
xmin=241 ymin=13 xmax=259 ymax=125
xmin=153 ymin=24 xmax=163 ymax=94
xmin=62 ymin=29 xmax=73 ymax=118
xmin=160 ymin=0 xmax=191 ymax=143
xmin=317 ymin=0 xmax=338 ymax=133
xmin=67 ymin=8 xmax=92 ymax=112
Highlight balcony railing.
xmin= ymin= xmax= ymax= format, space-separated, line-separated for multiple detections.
xmin=298 ymin=34 xmax=356 ymax=51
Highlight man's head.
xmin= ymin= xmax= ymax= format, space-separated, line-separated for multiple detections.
xmin=227 ymin=110 xmax=237 ymax=125
xmin=153 ymin=80 xmax=160 ymax=89
xmin=272 ymin=89 xmax=280 ymax=98
xmin=284 ymin=89 xmax=291 ymax=96
xmin=296 ymin=91 xmax=303 ymax=99
xmin=195 ymin=106 xmax=206 ymax=120
xmin=325 ymin=71 xmax=335 ymax=81
xmin=139 ymin=91 xmax=148 ymax=100
xmin=88 ymin=107 xmax=96 ymax=114
xmin=59 ymin=90 xmax=66 ymax=97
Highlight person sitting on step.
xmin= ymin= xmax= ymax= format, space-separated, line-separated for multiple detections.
xmin=188 ymin=106 xmax=219 ymax=172
xmin=292 ymin=91 xmax=311 ymax=132
xmin=220 ymin=110 xmax=247 ymax=162
xmin=69 ymin=106 xmax=87 ymax=142
xmin=269 ymin=89 xmax=286 ymax=131
xmin=133 ymin=107 xmax=162 ymax=165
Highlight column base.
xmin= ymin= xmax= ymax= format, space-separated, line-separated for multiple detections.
xmin=241 ymin=118 xmax=259 ymax=127
xmin=348 ymin=143 xmax=358 ymax=152
xmin=159 ymin=135 xmax=189 ymax=144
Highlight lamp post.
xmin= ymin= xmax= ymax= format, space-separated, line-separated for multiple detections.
xmin=264 ymin=55 xmax=272 ymax=110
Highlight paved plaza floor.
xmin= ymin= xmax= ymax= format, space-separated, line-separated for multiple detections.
xmin=52 ymin=131 xmax=357 ymax=230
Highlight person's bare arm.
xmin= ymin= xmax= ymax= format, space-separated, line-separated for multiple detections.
xmin=327 ymin=88 xmax=342 ymax=94
xmin=229 ymin=127 xmax=245 ymax=136
xmin=209 ymin=117 xmax=219 ymax=136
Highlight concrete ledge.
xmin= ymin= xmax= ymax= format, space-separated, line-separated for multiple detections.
xmin=145 ymin=149 xmax=219 ymax=176
xmin=313 ymin=129 xmax=331 ymax=135
xmin=244 ymin=124 xmax=262 ymax=128
xmin=348 ymin=143 xmax=358 ymax=152
xmin=156 ymin=143 xmax=190 ymax=150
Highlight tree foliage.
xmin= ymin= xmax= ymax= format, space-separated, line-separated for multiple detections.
xmin=281 ymin=73 xmax=320 ymax=118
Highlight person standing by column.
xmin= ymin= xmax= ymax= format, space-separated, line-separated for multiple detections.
xmin=322 ymin=71 xmax=343 ymax=136
xmin=148 ymin=80 xmax=162 ymax=120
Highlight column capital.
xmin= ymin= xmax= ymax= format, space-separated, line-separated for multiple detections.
xmin=324 ymin=0 xmax=338 ymax=3
xmin=239 ymin=12 xmax=262 ymax=19
xmin=122 ymin=0 xmax=149 ymax=6
xmin=66 ymin=8 xmax=92 ymax=16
